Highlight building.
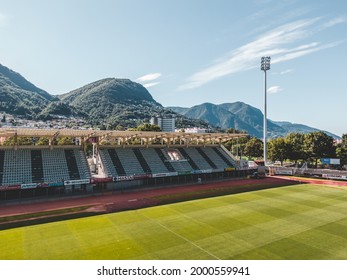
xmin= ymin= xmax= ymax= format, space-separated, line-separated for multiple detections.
xmin=150 ymin=116 xmax=175 ymax=132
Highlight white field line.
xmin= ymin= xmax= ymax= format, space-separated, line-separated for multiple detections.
xmin=138 ymin=211 xmax=220 ymax=260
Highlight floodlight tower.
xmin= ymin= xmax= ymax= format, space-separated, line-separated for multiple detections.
xmin=261 ymin=56 xmax=271 ymax=165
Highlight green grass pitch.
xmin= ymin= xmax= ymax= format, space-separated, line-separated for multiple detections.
xmin=1 ymin=183 xmax=347 ymax=260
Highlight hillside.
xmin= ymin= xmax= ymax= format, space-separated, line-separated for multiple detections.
xmin=168 ymin=102 xmax=340 ymax=139
xmin=59 ymin=78 xmax=195 ymax=128
xmin=272 ymin=121 xmax=338 ymax=139
xmin=0 ymin=63 xmax=57 ymax=117
xmin=0 ymin=63 xmax=207 ymax=129
xmin=0 ymin=62 xmax=340 ymax=136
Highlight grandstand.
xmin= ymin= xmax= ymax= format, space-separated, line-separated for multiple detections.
xmin=0 ymin=128 xmax=252 ymax=200
xmin=98 ymin=145 xmax=237 ymax=177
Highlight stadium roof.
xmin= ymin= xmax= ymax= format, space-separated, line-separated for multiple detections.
xmin=0 ymin=128 xmax=247 ymax=145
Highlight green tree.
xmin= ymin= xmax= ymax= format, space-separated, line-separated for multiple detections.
xmin=243 ymin=137 xmax=263 ymax=159
xmin=135 ymin=123 xmax=161 ymax=131
xmin=115 ymin=125 xmax=125 ymax=131
xmin=2 ymin=136 xmax=33 ymax=146
xmin=285 ymin=132 xmax=306 ymax=164
xmin=56 ymin=137 xmax=74 ymax=145
xmin=228 ymin=135 xmax=250 ymax=159
xmin=35 ymin=137 xmax=49 ymax=145
xmin=268 ymin=137 xmax=290 ymax=166
xmin=226 ymin=128 xmax=246 ymax=134
xmin=304 ymin=131 xmax=335 ymax=167
xmin=336 ymin=134 xmax=347 ymax=166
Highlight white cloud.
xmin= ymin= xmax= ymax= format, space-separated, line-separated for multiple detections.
xmin=143 ymin=82 xmax=160 ymax=88
xmin=268 ymin=86 xmax=283 ymax=94
xmin=274 ymin=69 xmax=293 ymax=75
xmin=322 ymin=16 xmax=347 ymax=28
xmin=179 ymin=17 xmax=342 ymax=91
xmin=136 ymin=73 xmax=161 ymax=83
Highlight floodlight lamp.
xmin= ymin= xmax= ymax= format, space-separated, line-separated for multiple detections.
xmin=261 ymin=56 xmax=271 ymax=71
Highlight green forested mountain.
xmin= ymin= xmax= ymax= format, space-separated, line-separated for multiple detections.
xmin=0 ymin=63 xmax=207 ymax=129
xmin=0 ymin=62 xmax=340 ymax=137
xmin=168 ymin=102 xmax=340 ymax=139
xmin=58 ymin=78 xmax=206 ymax=128
xmin=58 ymin=78 xmax=161 ymax=127
xmin=0 ymin=63 xmax=57 ymax=117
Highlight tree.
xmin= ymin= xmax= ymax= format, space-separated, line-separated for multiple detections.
xmin=336 ymin=134 xmax=347 ymax=166
xmin=304 ymin=131 xmax=335 ymax=167
xmin=135 ymin=123 xmax=161 ymax=131
xmin=35 ymin=137 xmax=49 ymax=146
xmin=285 ymin=132 xmax=306 ymax=164
xmin=268 ymin=137 xmax=290 ymax=166
xmin=226 ymin=128 xmax=246 ymax=134
xmin=56 ymin=137 xmax=74 ymax=145
xmin=224 ymin=135 xmax=250 ymax=159
xmin=2 ymin=136 xmax=33 ymax=146
xmin=243 ymin=137 xmax=263 ymax=159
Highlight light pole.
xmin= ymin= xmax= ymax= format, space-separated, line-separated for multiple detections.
xmin=261 ymin=56 xmax=270 ymax=165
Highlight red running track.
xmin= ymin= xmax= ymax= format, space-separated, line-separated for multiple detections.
xmin=0 ymin=176 xmax=346 ymax=219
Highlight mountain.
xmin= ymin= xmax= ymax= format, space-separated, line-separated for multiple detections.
xmin=59 ymin=78 xmax=167 ymax=127
xmin=272 ymin=121 xmax=338 ymax=139
xmin=58 ymin=78 xmax=209 ymax=129
xmin=0 ymin=63 xmax=207 ymax=129
xmin=168 ymin=102 xmax=286 ymax=138
xmin=168 ymin=102 xmax=340 ymax=139
xmin=0 ymin=63 xmax=339 ymax=137
xmin=0 ymin=63 xmax=57 ymax=117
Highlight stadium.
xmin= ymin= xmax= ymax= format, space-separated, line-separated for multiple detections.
xmin=0 ymin=128 xmax=251 ymax=200
xmin=1 ymin=128 xmax=347 ymax=260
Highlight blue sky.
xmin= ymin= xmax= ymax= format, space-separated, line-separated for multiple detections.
xmin=0 ymin=0 xmax=346 ymax=136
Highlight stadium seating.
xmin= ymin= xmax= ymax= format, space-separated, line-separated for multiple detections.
xmin=98 ymin=146 xmax=237 ymax=177
xmin=139 ymin=148 xmax=170 ymax=174
xmin=0 ymin=145 xmax=238 ymax=189
xmin=0 ymin=148 xmax=91 ymax=186
xmin=180 ymin=147 xmax=213 ymax=170
xmin=1 ymin=149 xmax=32 ymax=185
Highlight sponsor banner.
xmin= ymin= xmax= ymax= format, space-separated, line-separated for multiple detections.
xmin=274 ymin=169 xmax=293 ymax=175
xmin=193 ymin=169 xmax=213 ymax=174
xmin=178 ymin=171 xmax=192 ymax=175
xmin=64 ymin=179 xmax=90 ymax=186
xmin=330 ymin=158 xmax=341 ymax=165
xmin=48 ymin=182 xmax=65 ymax=187
xmin=21 ymin=183 xmax=38 ymax=189
xmin=0 ymin=184 xmax=21 ymax=191
xmin=322 ymin=174 xmax=347 ymax=180
xmin=212 ymin=168 xmax=224 ymax=173
xmin=90 ymin=177 xmax=113 ymax=183
xmin=113 ymin=175 xmax=134 ymax=182
xmin=201 ymin=169 xmax=213 ymax=174
xmin=225 ymin=167 xmax=236 ymax=171
xmin=37 ymin=183 xmax=49 ymax=188
xmin=321 ymin=158 xmax=341 ymax=165
xmin=133 ymin=174 xmax=152 ymax=180
xmin=151 ymin=172 xmax=178 ymax=178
